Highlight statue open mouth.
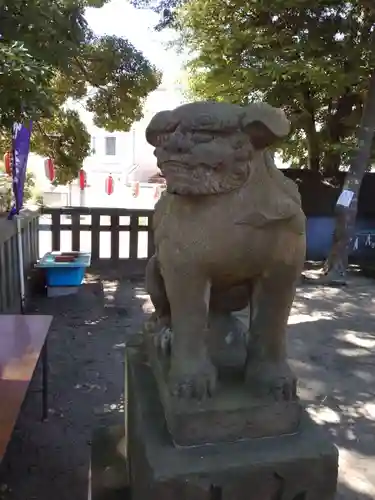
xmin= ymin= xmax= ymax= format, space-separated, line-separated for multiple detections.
xmin=161 ymin=160 xmax=188 ymax=170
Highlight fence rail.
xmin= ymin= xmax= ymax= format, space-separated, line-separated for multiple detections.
xmin=0 ymin=210 xmax=40 ymax=312
xmin=39 ymin=207 xmax=155 ymax=276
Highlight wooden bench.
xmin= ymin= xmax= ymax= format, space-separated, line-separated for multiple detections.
xmin=0 ymin=314 xmax=52 ymax=461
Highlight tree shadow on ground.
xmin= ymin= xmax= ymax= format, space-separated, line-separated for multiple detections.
xmin=3 ymin=270 xmax=372 ymax=500
xmin=0 ymin=275 xmax=134 ymax=500
xmin=129 ymin=273 xmax=375 ymax=500
xmin=288 ymin=278 xmax=375 ymax=498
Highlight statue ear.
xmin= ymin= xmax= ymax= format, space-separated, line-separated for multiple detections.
xmin=240 ymin=103 xmax=290 ymax=150
xmin=146 ymin=110 xmax=179 ymax=147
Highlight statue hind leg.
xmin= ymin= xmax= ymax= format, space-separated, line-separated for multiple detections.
xmin=145 ymin=254 xmax=170 ymax=320
xmin=245 ymin=258 xmax=303 ymax=401
xmin=144 ymin=255 xmax=172 ymax=351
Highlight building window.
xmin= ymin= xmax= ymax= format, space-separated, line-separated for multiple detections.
xmin=105 ymin=136 xmax=116 ymax=156
xmin=91 ymin=136 xmax=96 ymax=155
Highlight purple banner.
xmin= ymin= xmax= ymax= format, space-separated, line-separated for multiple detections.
xmin=8 ymin=121 xmax=32 ymax=219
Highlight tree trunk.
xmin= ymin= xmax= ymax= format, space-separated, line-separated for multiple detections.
xmin=306 ymin=135 xmax=320 ymax=172
xmin=321 ymin=68 xmax=375 ymax=284
xmin=302 ymin=88 xmax=321 ymax=172
xmin=321 ymin=150 xmax=341 ymax=177
xmin=320 ymin=92 xmax=363 ymax=177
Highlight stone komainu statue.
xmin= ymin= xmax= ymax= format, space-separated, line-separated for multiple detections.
xmin=145 ymin=101 xmax=306 ymax=401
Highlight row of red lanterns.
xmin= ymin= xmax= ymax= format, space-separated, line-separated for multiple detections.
xmin=44 ymin=158 xmax=113 ymax=195
xmin=4 ymin=152 xmax=161 ymax=200
xmin=131 ymin=182 xmax=161 ymax=200
xmin=154 ymin=185 xmax=161 ymax=201
xmin=43 ymin=158 xmax=90 ymax=192
xmin=79 ymin=168 xmax=87 ymax=190
xmin=132 ymin=181 xmax=139 ymax=198
xmin=105 ymin=175 xmax=114 ymax=195
xmin=45 ymin=157 xmax=55 ymax=182
xmin=3 ymin=151 xmax=12 ymax=175
xmin=73 ymin=166 xmax=115 ymax=196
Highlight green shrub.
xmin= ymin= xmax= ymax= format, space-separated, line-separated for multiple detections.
xmin=0 ymin=163 xmax=36 ymax=213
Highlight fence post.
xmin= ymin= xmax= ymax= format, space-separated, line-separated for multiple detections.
xmin=0 ymin=209 xmax=40 ymax=312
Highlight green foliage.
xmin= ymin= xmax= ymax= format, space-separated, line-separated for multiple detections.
xmin=129 ymin=0 xmax=183 ymax=30
xmin=85 ymin=35 xmax=160 ymax=131
xmin=171 ymin=0 xmax=375 ymax=174
xmin=0 ymin=0 xmax=161 ymax=183
xmin=0 ymin=42 xmax=54 ymax=127
xmin=32 ymin=110 xmax=91 ymax=185
xmin=0 ymin=165 xmax=36 ymax=213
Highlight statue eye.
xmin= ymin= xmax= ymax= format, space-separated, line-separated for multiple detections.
xmin=154 ymin=133 xmax=171 ymax=146
xmin=192 ymin=132 xmax=213 ymax=143
xmin=233 ymin=138 xmax=246 ymax=149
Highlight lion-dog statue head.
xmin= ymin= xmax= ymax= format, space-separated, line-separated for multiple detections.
xmin=146 ymin=101 xmax=303 ymax=232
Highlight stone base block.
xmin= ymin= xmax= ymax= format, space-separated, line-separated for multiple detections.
xmin=126 ymin=348 xmax=338 ymax=500
xmin=145 ymin=333 xmax=301 ymax=446
xmin=89 ymin=425 xmax=130 ymax=500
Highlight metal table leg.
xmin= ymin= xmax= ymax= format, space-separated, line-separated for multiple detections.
xmin=42 ymin=340 xmax=48 ymax=421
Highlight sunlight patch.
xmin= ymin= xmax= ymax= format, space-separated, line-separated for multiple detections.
xmin=299 ymin=286 xmax=341 ymax=299
xmin=288 ymin=311 xmax=333 ymax=325
xmin=337 ymin=347 xmax=371 ymax=357
xmin=102 ymin=280 xmax=120 ymax=303
xmin=307 ymin=406 xmax=341 ymax=424
xmin=343 ymin=331 xmax=375 ymax=349
xmin=352 ymin=370 xmax=374 ymax=383
xmin=339 ymin=448 xmax=375 ymax=497
xmin=135 ymin=288 xmax=154 ymax=314
xmin=361 ymin=403 xmax=375 ymax=420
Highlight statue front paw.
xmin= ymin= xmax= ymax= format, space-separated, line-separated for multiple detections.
xmin=154 ymin=326 xmax=173 ymax=355
xmin=245 ymin=360 xmax=297 ymax=401
xmin=143 ymin=314 xmax=173 ymax=355
xmin=169 ymin=357 xmax=217 ymax=400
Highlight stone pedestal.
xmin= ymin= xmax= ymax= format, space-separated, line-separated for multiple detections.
xmin=145 ymin=333 xmax=301 ymax=446
xmin=126 ymin=348 xmax=338 ymax=500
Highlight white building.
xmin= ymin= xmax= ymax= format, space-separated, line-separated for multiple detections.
xmin=29 ymin=83 xmax=186 ymax=207
xmin=81 ymin=84 xmax=186 ymax=184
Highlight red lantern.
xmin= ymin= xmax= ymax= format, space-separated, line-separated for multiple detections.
xmin=3 ymin=151 xmax=12 ymax=175
xmin=132 ymin=181 xmax=140 ymax=198
xmin=44 ymin=157 xmax=55 ymax=182
xmin=105 ymin=175 xmax=114 ymax=195
xmin=154 ymin=185 xmax=160 ymax=201
xmin=79 ymin=169 xmax=86 ymax=190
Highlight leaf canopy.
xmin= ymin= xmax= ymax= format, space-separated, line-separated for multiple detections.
xmin=132 ymin=0 xmax=375 ymax=174
xmin=0 ymin=0 xmax=161 ymax=183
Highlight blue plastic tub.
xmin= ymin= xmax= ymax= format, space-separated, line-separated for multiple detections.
xmin=36 ymin=252 xmax=91 ymax=287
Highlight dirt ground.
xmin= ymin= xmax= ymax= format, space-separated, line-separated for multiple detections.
xmin=0 ymin=270 xmax=374 ymax=500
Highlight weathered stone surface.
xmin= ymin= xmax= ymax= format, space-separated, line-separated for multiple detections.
xmin=126 ymin=348 xmax=338 ymax=500
xmin=145 ymin=333 xmax=301 ymax=446
xmin=144 ymin=100 xmax=306 ymax=404
xmin=89 ymin=425 xmax=130 ymax=500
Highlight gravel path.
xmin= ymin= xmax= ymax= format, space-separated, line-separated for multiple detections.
xmin=0 ymin=272 xmax=143 ymax=500
xmin=0 ymin=271 xmax=374 ymax=499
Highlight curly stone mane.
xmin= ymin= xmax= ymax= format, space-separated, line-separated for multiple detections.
xmin=146 ymin=101 xmax=290 ymax=196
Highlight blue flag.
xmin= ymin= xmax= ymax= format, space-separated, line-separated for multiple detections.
xmin=8 ymin=121 xmax=32 ymax=219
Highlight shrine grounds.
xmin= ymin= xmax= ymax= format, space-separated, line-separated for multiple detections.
xmin=0 ymin=269 xmax=374 ymax=499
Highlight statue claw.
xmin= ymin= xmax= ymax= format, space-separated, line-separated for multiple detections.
xmin=154 ymin=326 xmax=173 ymax=355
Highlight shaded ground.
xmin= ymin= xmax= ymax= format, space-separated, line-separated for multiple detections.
xmin=0 ymin=271 xmax=143 ymax=500
xmin=290 ymin=274 xmax=375 ymax=500
xmin=0 ymin=270 xmax=374 ymax=499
